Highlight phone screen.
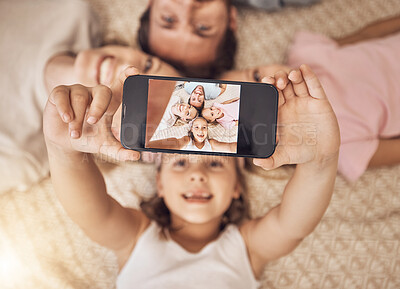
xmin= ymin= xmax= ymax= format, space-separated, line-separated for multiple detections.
xmin=145 ymin=79 xmax=241 ymax=154
xmin=121 ymin=75 xmax=278 ymax=158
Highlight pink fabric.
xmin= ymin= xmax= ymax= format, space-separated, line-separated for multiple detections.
xmin=214 ymin=101 xmax=240 ymax=130
xmin=287 ymin=31 xmax=400 ymax=181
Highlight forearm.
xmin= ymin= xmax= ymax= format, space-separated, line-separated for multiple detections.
xmin=336 ymin=15 xmax=400 ymax=46
xmin=277 ymin=156 xmax=338 ymax=239
xmin=222 ymin=97 xmax=239 ymax=104
xmin=368 ymin=137 xmax=400 ymax=167
xmin=229 ymin=142 xmax=238 ymax=153
xmin=47 ymin=144 xmax=114 ymax=231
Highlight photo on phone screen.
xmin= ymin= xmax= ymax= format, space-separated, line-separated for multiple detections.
xmin=121 ymin=75 xmax=278 ymax=158
xmin=145 ymin=80 xmax=241 ymax=154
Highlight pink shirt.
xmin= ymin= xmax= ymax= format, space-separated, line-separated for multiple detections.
xmin=287 ymin=31 xmax=400 ymax=181
xmin=214 ymin=100 xmax=240 ymax=130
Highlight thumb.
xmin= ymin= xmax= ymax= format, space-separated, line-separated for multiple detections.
xmin=253 ymin=145 xmax=289 ymax=170
xmin=99 ymin=136 xmax=140 ymax=162
xmin=107 ymin=66 xmax=140 ymax=115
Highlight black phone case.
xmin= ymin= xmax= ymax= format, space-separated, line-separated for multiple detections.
xmin=121 ymin=75 xmax=278 ymax=158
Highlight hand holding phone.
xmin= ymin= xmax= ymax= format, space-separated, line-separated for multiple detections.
xmin=43 ymin=67 xmax=141 ymax=162
xmin=253 ymin=65 xmax=340 ymax=170
xmin=120 ymin=75 xmax=279 ymax=158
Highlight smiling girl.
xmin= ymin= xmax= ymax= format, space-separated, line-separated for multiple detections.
xmin=202 ymin=97 xmax=240 ymax=129
xmin=148 ymin=117 xmax=237 ymax=153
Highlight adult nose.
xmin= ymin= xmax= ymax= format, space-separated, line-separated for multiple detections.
xmin=177 ymin=0 xmax=195 ymax=18
xmin=175 ymin=0 xmax=198 ymax=31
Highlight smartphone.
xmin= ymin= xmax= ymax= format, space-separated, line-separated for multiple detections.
xmin=120 ymin=75 xmax=278 ymax=158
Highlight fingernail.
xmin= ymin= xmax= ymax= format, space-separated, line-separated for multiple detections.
xmin=70 ymin=130 xmax=80 ymax=138
xmin=130 ymin=154 xmax=140 ymax=161
xmin=63 ymin=113 xmax=71 ymax=122
xmin=277 ymin=79 xmax=284 ymax=87
xmin=87 ymin=116 xmax=97 ymax=124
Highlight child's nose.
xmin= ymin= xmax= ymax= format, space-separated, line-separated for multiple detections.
xmin=189 ymin=169 xmax=207 ymax=183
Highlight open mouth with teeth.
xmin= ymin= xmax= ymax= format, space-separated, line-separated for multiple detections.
xmin=182 ymin=192 xmax=213 ymax=203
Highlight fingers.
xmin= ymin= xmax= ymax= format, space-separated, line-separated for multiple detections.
xmin=86 ymin=85 xmax=112 ymax=124
xmin=49 ymin=85 xmax=74 ymax=123
xmin=68 ymin=85 xmax=90 ymax=138
xmin=140 ymin=152 xmax=162 ymax=163
xmin=262 ymin=76 xmax=285 ymax=108
xmin=98 ymin=137 xmax=141 ymax=162
xmin=299 ymin=64 xmax=327 ymax=100
xmin=288 ymin=68 xmax=310 ymax=98
xmin=262 ymin=70 xmax=296 ymax=104
xmin=275 ymin=70 xmax=296 ymax=101
xmin=253 ymin=145 xmax=290 ymax=170
xmin=263 ymin=65 xmax=326 ymax=102
xmin=108 ymin=66 xmax=140 ymax=115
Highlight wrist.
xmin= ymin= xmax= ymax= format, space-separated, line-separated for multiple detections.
xmin=46 ymin=139 xmax=88 ymax=164
xmin=298 ymin=151 xmax=339 ymax=172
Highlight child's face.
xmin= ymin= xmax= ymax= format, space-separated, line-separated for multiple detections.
xmin=191 ymin=118 xmax=208 ymax=143
xmin=171 ymin=103 xmax=198 ymax=121
xmin=202 ymin=106 xmax=222 ymax=122
xmin=189 ymin=85 xmax=205 ymax=109
xmin=157 ymin=154 xmax=240 ymax=225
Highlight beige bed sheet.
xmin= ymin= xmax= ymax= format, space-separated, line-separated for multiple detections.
xmin=1 ymin=0 xmax=399 ymax=288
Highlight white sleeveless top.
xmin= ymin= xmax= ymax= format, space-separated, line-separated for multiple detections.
xmin=116 ymin=222 xmax=260 ymax=289
xmin=184 ymin=138 xmax=213 ymax=152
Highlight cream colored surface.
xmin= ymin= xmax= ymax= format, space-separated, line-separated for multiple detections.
xmin=0 ymin=0 xmax=100 ymax=193
xmin=0 ymin=0 xmax=399 ymax=288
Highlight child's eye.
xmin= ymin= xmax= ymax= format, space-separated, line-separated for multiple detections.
xmin=209 ymin=160 xmax=223 ymax=168
xmin=173 ymin=159 xmax=188 ymax=168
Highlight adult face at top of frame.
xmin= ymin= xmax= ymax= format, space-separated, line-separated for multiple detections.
xmin=138 ymin=0 xmax=238 ymax=78
xmin=188 ymin=85 xmax=205 ymax=109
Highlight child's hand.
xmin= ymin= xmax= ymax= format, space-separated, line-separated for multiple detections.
xmin=254 ymin=64 xmax=340 ymax=170
xmin=43 ymin=67 xmax=140 ymax=162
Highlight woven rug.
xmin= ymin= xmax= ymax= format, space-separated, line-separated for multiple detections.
xmin=1 ymin=0 xmax=399 ymax=288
